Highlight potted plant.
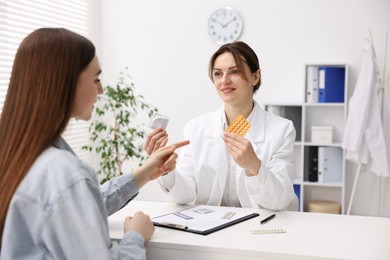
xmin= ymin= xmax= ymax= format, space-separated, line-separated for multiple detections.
xmin=83 ymin=69 xmax=158 ymax=184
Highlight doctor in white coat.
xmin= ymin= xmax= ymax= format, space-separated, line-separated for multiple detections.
xmin=145 ymin=42 xmax=298 ymax=211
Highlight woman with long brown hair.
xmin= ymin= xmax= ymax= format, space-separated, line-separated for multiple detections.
xmin=0 ymin=28 xmax=188 ymax=259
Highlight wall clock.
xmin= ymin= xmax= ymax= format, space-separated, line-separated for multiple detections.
xmin=208 ymin=7 xmax=243 ymax=45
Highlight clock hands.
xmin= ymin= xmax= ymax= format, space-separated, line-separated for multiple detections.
xmin=213 ymin=17 xmax=237 ymax=28
xmin=222 ymin=17 xmax=237 ymax=28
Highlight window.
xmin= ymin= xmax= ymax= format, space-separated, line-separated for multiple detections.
xmin=0 ymin=0 xmax=94 ymax=163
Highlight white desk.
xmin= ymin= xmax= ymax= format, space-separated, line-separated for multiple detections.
xmin=108 ymin=200 xmax=390 ymax=260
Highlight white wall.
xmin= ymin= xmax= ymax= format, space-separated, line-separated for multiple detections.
xmin=100 ymin=0 xmax=390 ymax=217
xmin=87 ymin=0 xmax=102 ymax=58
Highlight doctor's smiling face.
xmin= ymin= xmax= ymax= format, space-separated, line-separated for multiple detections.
xmin=211 ymin=52 xmax=259 ymax=107
xmin=209 ymin=42 xmax=261 ymax=108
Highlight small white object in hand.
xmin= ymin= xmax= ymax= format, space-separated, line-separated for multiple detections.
xmin=149 ymin=113 xmax=169 ymax=130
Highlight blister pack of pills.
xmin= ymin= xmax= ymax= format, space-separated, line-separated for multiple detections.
xmin=225 ymin=114 xmax=251 ymax=136
xmin=250 ymin=229 xmax=286 ymax=235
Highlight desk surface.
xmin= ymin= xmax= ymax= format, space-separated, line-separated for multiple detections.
xmin=108 ymin=200 xmax=390 ymax=260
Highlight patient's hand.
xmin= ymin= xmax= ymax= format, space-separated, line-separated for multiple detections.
xmin=134 ymin=140 xmax=190 ymax=187
xmin=124 ymin=211 xmax=155 ymax=242
xmin=144 ymin=128 xmax=168 ymax=155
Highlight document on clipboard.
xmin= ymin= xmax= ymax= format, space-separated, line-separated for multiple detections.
xmin=152 ymin=205 xmax=259 ymax=235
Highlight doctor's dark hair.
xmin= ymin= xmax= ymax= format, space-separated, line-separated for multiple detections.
xmin=208 ymin=41 xmax=261 ymax=93
xmin=0 ymin=28 xmax=96 ymax=237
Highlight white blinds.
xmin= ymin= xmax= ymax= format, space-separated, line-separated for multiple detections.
xmin=0 ymin=0 xmax=93 ymax=163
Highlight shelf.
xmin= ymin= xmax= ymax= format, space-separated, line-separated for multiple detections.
xmin=304 ymin=103 xmax=345 ymax=107
xmin=302 ymin=181 xmax=343 ymax=188
xmin=302 ymin=142 xmax=343 ymax=147
xmin=265 ymin=64 xmax=348 ymax=214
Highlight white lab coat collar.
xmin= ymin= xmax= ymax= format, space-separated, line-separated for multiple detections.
xmin=245 ymin=101 xmax=266 ymax=143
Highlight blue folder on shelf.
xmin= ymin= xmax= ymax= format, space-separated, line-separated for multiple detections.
xmin=293 ymin=184 xmax=301 ymax=211
xmin=318 ymin=67 xmax=345 ymax=103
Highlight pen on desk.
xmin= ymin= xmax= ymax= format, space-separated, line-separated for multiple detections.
xmin=260 ymin=214 xmax=276 ymax=224
xmin=159 ymin=222 xmax=188 ymax=230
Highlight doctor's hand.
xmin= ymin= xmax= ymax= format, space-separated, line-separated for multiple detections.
xmin=133 ymin=140 xmax=190 ymax=187
xmin=222 ymin=132 xmax=261 ymax=176
xmin=144 ymin=128 xmax=168 ymax=155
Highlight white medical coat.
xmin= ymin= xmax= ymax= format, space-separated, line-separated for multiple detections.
xmin=159 ymin=101 xmax=298 ymax=211
xmin=342 ymin=40 xmax=389 ymax=176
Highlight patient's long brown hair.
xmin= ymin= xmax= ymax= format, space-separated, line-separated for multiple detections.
xmin=0 ymin=28 xmax=95 ymax=237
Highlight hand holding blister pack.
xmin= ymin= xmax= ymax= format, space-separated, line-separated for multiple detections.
xmin=149 ymin=113 xmax=169 ymax=130
xmin=225 ymin=114 xmax=251 ymax=136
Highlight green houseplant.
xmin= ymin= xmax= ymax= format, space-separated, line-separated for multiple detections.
xmin=83 ymin=69 xmax=158 ymax=184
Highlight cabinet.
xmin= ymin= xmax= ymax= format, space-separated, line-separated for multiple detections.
xmin=265 ymin=64 xmax=348 ymax=214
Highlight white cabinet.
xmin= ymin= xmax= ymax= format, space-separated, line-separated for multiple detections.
xmin=265 ymin=64 xmax=348 ymax=213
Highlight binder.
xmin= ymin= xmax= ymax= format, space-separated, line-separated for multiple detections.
xmin=306 ymin=66 xmax=319 ymax=103
xmin=305 ymin=146 xmax=318 ymax=182
xmin=318 ymin=67 xmax=345 ymax=103
xmin=152 ymin=205 xmax=259 ymax=235
xmin=318 ymin=147 xmax=342 ymax=183
xmin=293 ymin=184 xmax=301 ymax=211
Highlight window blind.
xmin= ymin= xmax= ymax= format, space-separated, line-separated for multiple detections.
xmin=0 ymin=0 xmax=93 ymax=163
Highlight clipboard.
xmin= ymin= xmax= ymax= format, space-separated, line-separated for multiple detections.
xmin=152 ymin=205 xmax=259 ymax=235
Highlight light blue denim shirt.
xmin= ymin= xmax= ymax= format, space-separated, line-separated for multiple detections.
xmin=1 ymin=138 xmax=146 ymax=259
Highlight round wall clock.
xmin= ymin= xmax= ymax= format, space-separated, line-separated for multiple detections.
xmin=208 ymin=7 xmax=243 ymax=45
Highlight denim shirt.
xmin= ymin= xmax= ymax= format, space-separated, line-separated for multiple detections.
xmin=1 ymin=138 xmax=145 ymax=259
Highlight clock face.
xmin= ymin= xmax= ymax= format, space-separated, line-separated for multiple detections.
xmin=208 ymin=7 xmax=243 ymax=45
